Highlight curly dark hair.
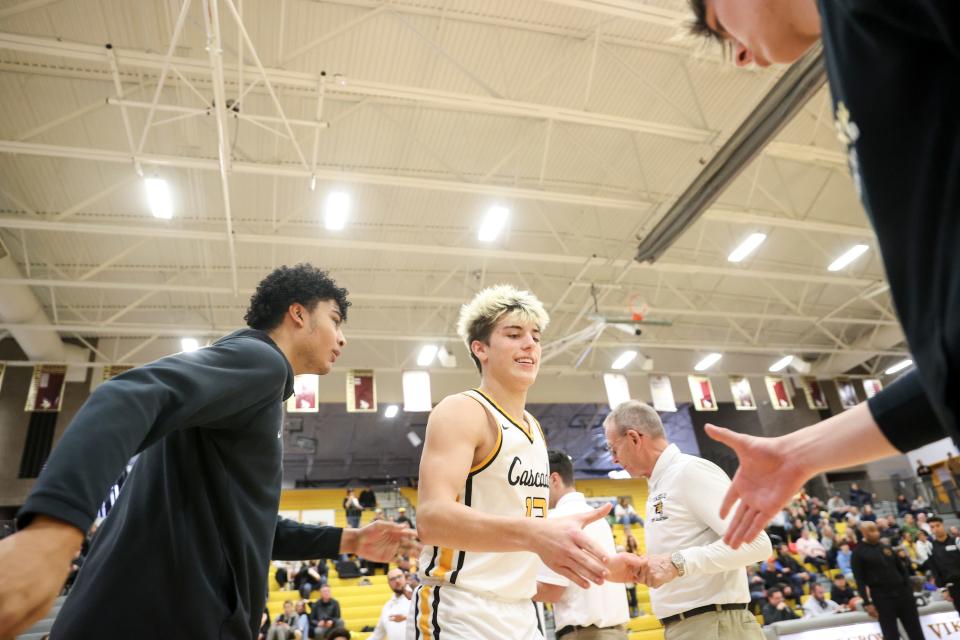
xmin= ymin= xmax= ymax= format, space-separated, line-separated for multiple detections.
xmin=244 ymin=264 xmax=350 ymax=330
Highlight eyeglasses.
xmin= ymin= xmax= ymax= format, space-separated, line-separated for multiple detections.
xmin=605 ymin=429 xmax=641 ymax=456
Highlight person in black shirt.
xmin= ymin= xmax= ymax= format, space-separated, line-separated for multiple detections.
xmin=310 ymin=585 xmax=343 ymax=636
xmin=830 ymin=574 xmax=861 ymax=611
xmin=357 ymin=487 xmax=377 ymax=511
xmin=761 ymin=588 xmax=798 ymax=626
xmin=927 ymin=517 xmax=960 ymax=613
xmin=851 ymin=522 xmax=924 ymax=640
xmin=682 ymin=1 xmax=960 ymax=550
xmin=848 ymin=484 xmax=872 ymax=509
xmin=0 ymin=264 xmax=418 ymax=638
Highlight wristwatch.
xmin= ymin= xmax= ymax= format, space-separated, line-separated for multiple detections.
xmin=671 ymin=551 xmax=687 ymax=577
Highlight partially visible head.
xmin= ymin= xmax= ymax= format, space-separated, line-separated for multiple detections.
xmin=324 ymin=628 xmax=351 ymax=640
xmin=546 ymin=449 xmax=576 ymax=508
xmin=812 ymin=583 xmax=826 ymax=600
xmin=346 ymin=489 xmax=354 ymax=496
xmin=283 ymin=600 xmax=294 ymax=615
xmin=296 ymin=600 xmax=307 ymax=614
xmin=918 ymin=530 xmax=929 ymax=540
xmin=387 ymin=568 xmax=407 ymax=595
xmin=918 ymin=513 xmax=928 ymax=523
xmin=840 ymin=543 xmax=850 ymax=552
xmin=766 ymin=588 xmax=784 ymax=606
xmin=833 ymin=574 xmax=847 ymax=586
xmin=905 ymin=513 xmax=915 ymax=524
xmin=685 ymin=0 xmax=820 ymax=68
xmin=603 ymin=400 xmax=667 ymax=478
xmin=860 ymin=521 xmax=880 ymax=544
xmin=851 ymin=483 xmax=860 ymax=491
xmin=456 ymin=284 xmax=549 ymax=386
xmin=930 ymin=516 xmax=946 ymax=539
xmin=245 ymin=264 xmax=349 ymax=375
xmin=320 ymin=585 xmax=332 ymax=602
xmin=864 ymin=504 xmax=873 ymax=514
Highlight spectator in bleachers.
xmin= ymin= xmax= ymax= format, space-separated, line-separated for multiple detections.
xmin=324 ymin=629 xmax=351 ymax=640
xmin=860 ymin=504 xmax=878 ymax=522
xmin=912 ymin=494 xmax=930 ymax=516
xmin=927 ymin=516 xmax=960 ymax=613
xmin=880 ymin=517 xmax=902 ymax=545
xmin=294 ymin=601 xmax=310 ymax=640
xmin=837 ymin=543 xmax=854 ymax=580
xmin=370 ymin=568 xmax=412 ymax=640
xmin=806 ymin=505 xmax=826 ymax=525
xmin=266 ymin=600 xmax=301 ymax=640
xmin=950 ymin=525 xmax=960 ymax=539
xmin=614 ymin=497 xmax=644 ymax=530
xmin=358 ymin=487 xmax=377 ymax=511
xmin=897 ymin=495 xmax=912 ymax=517
xmin=797 ymin=530 xmax=828 ymax=573
xmin=901 ymin=513 xmax=920 ymax=538
xmin=294 ymin=560 xmax=327 ymax=599
xmin=849 ymin=483 xmax=873 ymax=508
xmin=803 ymin=583 xmax=841 ymax=618
xmin=275 ymin=562 xmax=291 ymax=591
xmin=624 ymin=534 xmax=641 ymax=618
xmin=820 ymin=525 xmax=836 ymax=558
xmin=259 ymin=606 xmax=271 ymax=640
xmin=343 ymin=490 xmax=362 ymax=529
xmin=830 ymin=574 xmax=861 ymax=611
xmin=761 ymin=589 xmax=798 ymax=625
xmin=915 ymin=530 xmax=933 ymax=570
xmin=394 ymin=507 xmax=414 ymax=529
xmin=776 ymin=543 xmax=813 ymax=592
xmin=746 ymin=565 xmax=767 ymax=613
xmin=768 ymin=509 xmax=789 ymax=542
xmin=310 ymin=585 xmax=343 ymax=636
xmin=917 ymin=513 xmax=933 ymax=535
xmin=372 ymin=508 xmax=385 ymax=522
xmin=827 ymin=494 xmax=848 ymax=521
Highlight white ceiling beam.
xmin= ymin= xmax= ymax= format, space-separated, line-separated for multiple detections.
xmin=0 ymin=139 xmax=647 ymax=209
xmin=0 ymin=31 xmax=713 ymax=143
xmin=765 ymin=141 xmax=847 ymax=167
xmin=0 ymin=216 xmax=880 ymax=288
xmin=703 ymin=207 xmax=873 ymax=237
xmin=535 ymin=0 xmax=686 ymax=26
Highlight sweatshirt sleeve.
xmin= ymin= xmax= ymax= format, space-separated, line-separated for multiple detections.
xmin=16 ymin=337 xmax=289 ymax=534
xmin=272 ymin=516 xmax=344 ymax=560
xmin=868 ymin=369 xmax=945 ymax=452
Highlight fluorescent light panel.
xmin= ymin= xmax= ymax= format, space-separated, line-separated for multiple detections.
xmin=828 ymin=244 xmax=869 ymax=271
xmin=324 ymin=191 xmax=351 ymax=230
xmin=181 ymin=337 xmax=200 ymax=352
xmin=478 ymin=205 xmax=509 ymax=242
xmin=417 ymin=344 xmax=439 ymax=367
xmin=727 ymin=233 xmax=767 ymax=263
xmin=384 ymin=404 xmax=399 ymax=418
xmin=769 ymin=355 xmax=794 ymax=372
xmin=145 ymin=178 xmax=173 ymax=219
xmin=402 ymin=370 xmax=432 ymax=412
xmin=884 ymin=359 xmax=913 ymax=375
xmin=611 ymin=350 xmax=638 ymax=370
xmin=694 ymin=352 xmax=722 ymax=371
xmin=603 ymin=373 xmax=631 ymax=410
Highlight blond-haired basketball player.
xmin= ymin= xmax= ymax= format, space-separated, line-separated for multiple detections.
xmin=409 ymin=284 xmax=612 ymax=639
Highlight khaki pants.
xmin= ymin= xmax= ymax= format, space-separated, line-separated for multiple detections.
xmin=664 ymin=609 xmax=764 ymax=640
xmin=560 ymin=624 xmax=628 ymax=640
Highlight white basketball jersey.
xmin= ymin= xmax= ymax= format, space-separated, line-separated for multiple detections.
xmin=418 ymin=388 xmax=550 ymax=601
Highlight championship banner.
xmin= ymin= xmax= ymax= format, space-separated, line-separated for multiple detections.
xmin=287 ymin=374 xmax=319 ymax=413
xmin=603 ymin=373 xmax=631 ymax=410
xmin=687 ymin=375 xmax=717 ymax=411
xmin=649 ymin=375 xmax=676 ymax=412
xmin=765 ymin=376 xmax=794 ymax=410
xmin=402 ymin=370 xmax=432 ymax=412
xmin=800 ymin=377 xmax=829 ymax=410
xmin=729 ymin=376 xmax=757 ymax=410
xmin=346 ymin=369 xmax=377 ymax=413
xmin=102 ymin=365 xmax=133 ymax=381
xmin=835 ymin=377 xmax=859 ymax=409
xmin=862 ymin=378 xmax=883 ymax=399
xmin=25 ymin=365 xmax=67 ymax=412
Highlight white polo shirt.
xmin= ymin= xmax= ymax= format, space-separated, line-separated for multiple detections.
xmin=645 ymin=444 xmax=772 ymax=619
xmin=537 ymin=492 xmax=630 ymax=629
xmin=369 ymin=592 xmax=410 ymax=640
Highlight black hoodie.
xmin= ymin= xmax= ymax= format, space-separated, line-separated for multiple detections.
xmin=17 ymin=329 xmax=343 ymax=639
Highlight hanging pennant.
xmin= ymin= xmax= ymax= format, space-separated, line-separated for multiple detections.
xmin=402 ymin=370 xmax=432 ymax=412
xmin=687 ymin=375 xmax=717 ymax=412
xmin=346 ymin=369 xmax=377 ymax=413
xmin=25 ymin=365 xmax=67 ymax=412
xmin=603 ymin=373 xmax=631 ymax=410
xmin=836 ymin=378 xmax=859 ymax=409
xmin=765 ymin=376 xmax=794 ymax=410
xmin=649 ymin=374 xmax=676 ymax=412
xmin=862 ymin=378 xmax=883 ymax=399
xmin=800 ymin=377 xmax=829 ymax=410
xmin=286 ymin=374 xmax=319 ymax=413
xmin=729 ymin=376 xmax=757 ymax=410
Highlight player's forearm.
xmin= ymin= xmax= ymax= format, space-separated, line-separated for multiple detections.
xmin=782 ymin=402 xmax=898 ymax=478
xmin=416 ymin=500 xmax=539 ymax=553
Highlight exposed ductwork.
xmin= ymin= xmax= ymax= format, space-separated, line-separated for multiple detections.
xmin=0 ymin=238 xmax=88 ymax=379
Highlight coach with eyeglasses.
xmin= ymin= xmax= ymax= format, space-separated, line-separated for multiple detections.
xmin=603 ymin=400 xmax=772 ymax=640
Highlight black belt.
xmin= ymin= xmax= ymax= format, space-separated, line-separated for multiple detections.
xmin=659 ymin=603 xmax=748 ymax=626
xmin=556 ymin=624 xmax=624 ymax=638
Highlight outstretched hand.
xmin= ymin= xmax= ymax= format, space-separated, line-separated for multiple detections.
xmin=531 ymin=503 xmax=612 ymax=589
xmin=347 ymin=521 xmax=420 ymax=563
xmin=705 ymin=424 xmax=809 ymax=548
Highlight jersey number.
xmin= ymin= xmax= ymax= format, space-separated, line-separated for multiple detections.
xmin=525 ymin=497 xmax=547 ymax=518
